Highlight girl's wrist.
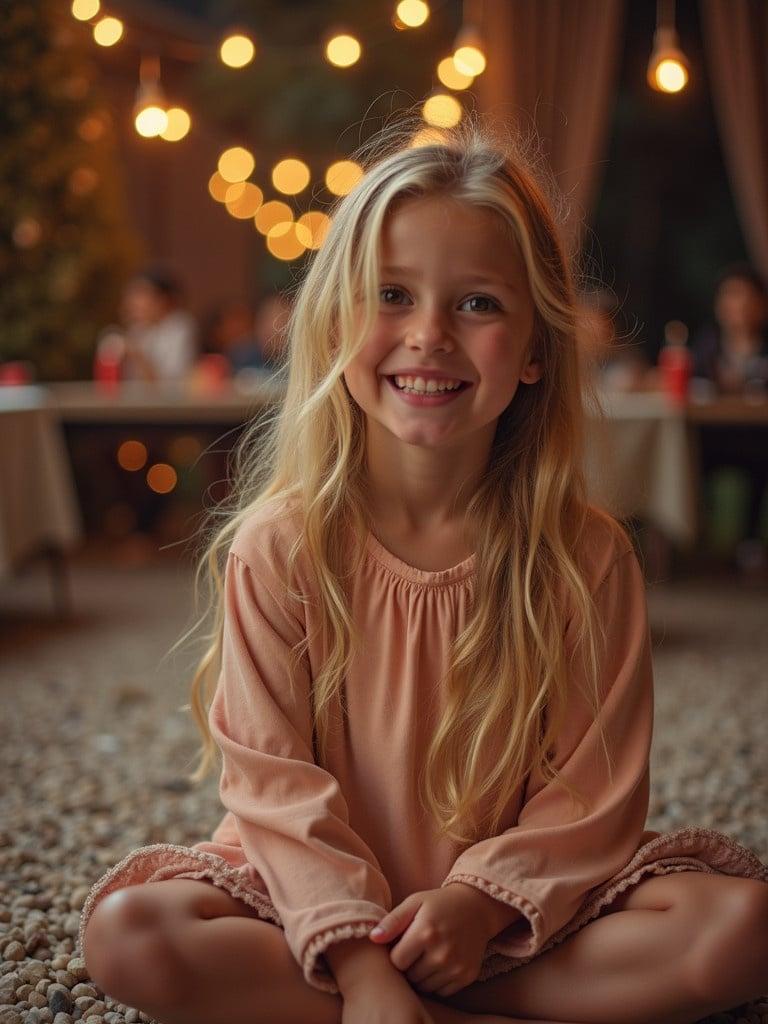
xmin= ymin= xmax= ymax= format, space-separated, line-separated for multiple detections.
xmin=325 ymin=935 xmax=396 ymax=992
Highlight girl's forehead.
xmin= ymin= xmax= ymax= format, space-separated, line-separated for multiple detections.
xmin=378 ymin=195 xmax=524 ymax=275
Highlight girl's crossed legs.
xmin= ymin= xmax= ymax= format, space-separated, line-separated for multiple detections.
xmin=81 ymin=870 xmax=768 ymax=1024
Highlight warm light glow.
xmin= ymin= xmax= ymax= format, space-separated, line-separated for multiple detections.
xmin=396 ymin=1 xmax=429 ymax=28
xmin=68 ymin=166 xmax=99 ymax=196
xmin=437 ymin=56 xmax=473 ymax=90
xmin=71 ymin=0 xmax=99 ymax=21
xmin=296 ymin=211 xmax=331 ymax=249
xmin=453 ymin=44 xmax=485 ymax=76
xmin=117 ymin=440 xmax=148 ymax=472
xmin=271 ymin=158 xmax=311 ymax=195
xmin=167 ymin=435 xmax=203 ymax=466
xmin=655 ymin=58 xmax=688 ymax=92
xmin=13 ymin=218 xmax=42 ymax=248
xmin=225 ymin=181 xmax=264 ymax=218
xmin=135 ymin=105 xmax=168 ymax=137
xmin=218 ymin=146 xmax=255 ymax=183
xmin=208 ymin=171 xmax=231 ymax=202
xmin=409 ymin=126 xmax=447 ymax=148
xmin=220 ymin=33 xmax=255 ymax=68
xmin=93 ymin=16 xmax=123 ymax=46
xmin=146 ymin=463 xmax=177 ymax=494
xmin=160 ymin=107 xmax=191 ymax=141
xmin=325 ymin=159 xmax=363 ymax=195
xmin=325 ymin=34 xmax=361 ymax=67
xmin=254 ymin=200 xmax=293 ymax=235
xmin=266 ymin=222 xmax=307 ymax=261
xmin=422 ymin=93 xmax=462 ymax=128
xmin=78 ymin=115 xmax=105 ymax=142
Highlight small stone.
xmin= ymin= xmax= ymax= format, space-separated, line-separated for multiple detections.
xmin=66 ymin=960 xmax=87 ymax=984
xmin=73 ymin=998 xmax=94 ymax=1011
xmin=25 ymin=1010 xmax=44 ymax=1024
xmin=14 ymin=985 xmax=32 ymax=1000
xmin=0 ymin=1009 xmax=22 ymax=1024
xmin=103 ymin=1014 xmax=122 ymax=1024
xmin=70 ymin=987 xmax=97 ymax=1001
xmin=28 ymin=991 xmax=48 ymax=1009
xmin=54 ymin=972 xmax=76 ymax=989
xmin=53 ymin=1015 xmax=74 ymax=1024
xmin=68 ymin=890 xmax=91 ymax=913
xmin=124 ymin=1010 xmax=140 ymax=1023
xmin=20 ymin=965 xmax=48 ymax=987
xmin=51 ymin=957 xmax=70 ymax=972
xmin=47 ymin=984 xmax=73 ymax=1016
xmin=2 ymin=941 xmax=24 ymax=961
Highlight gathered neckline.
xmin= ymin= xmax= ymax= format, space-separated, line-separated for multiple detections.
xmin=364 ymin=530 xmax=476 ymax=587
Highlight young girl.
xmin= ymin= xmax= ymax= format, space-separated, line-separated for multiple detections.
xmin=79 ymin=115 xmax=768 ymax=1024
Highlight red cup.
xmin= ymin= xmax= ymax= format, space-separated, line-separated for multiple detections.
xmin=93 ymin=351 xmax=121 ymax=392
xmin=658 ymin=344 xmax=691 ymax=406
xmin=197 ymin=353 xmax=231 ymax=393
xmin=0 ymin=361 xmax=34 ymax=385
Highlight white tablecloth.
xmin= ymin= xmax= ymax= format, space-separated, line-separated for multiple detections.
xmin=584 ymin=389 xmax=698 ymax=547
xmin=0 ymin=386 xmax=83 ymax=578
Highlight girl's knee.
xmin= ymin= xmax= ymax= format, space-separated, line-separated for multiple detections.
xmin=82 ymin=886 xmax=188 ymax=1008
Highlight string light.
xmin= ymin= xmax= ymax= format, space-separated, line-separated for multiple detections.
xmin=160 ymin=107 xmax=191 ymax=141
xmin=395 ymin=1 xmax=430 ymax=29
xmin=93 ymin=15 xmax=123 ymax=46
xmin=422 ymin=92 xmax=463 ymax=128
xmin=451 ymin=23 xmax=486 ymax=76
xmin=647 ymin=0 xmax=689 ymax=93
xmin=133 ymin=55 xmax=167 ymax=137
xmin=325 ymin=33 xmax=362 ymax=67
xmin=219 ymin=31 xmax=256 ymax=68
xmin=117 ymin=440 xmax=148 ymax=471
xmin=71 ymin=0 xmax=100 ymax=21
xmin=325 ymin=159 xmax=363 ymax=195
xmin=254 ymin=200 xmax=293 ymax=235
xmin=217 ymin=146 xmax=255 ymax=183
xmin=224 ymin=182 xmax=264 ymax=219
xmin=271 ymin=158 xmax=311 ymax=195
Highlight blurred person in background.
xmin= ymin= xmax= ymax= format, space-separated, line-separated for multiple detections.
xmin=689 ymin=264 xmax=768 ymax=579
xmin=109 ymin=266 xmax=199 ymax=383
xmin=202 ymin=291 xmax=291 ymax=374
xmin=689 ymin=264 xmax=768 ymax=396
xmin=576 ymin=288 xmax=651 ymax=392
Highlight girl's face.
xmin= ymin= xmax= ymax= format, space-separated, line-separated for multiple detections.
xmin=343 ymin=194 xmax=541 ymax=452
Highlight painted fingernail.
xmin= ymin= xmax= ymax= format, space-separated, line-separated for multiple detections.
xmin=370 ymin=926 xmax=384 ymax=936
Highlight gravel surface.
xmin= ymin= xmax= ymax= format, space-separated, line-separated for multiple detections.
xmin=0 ymin=554 xmax=766 ymax=1024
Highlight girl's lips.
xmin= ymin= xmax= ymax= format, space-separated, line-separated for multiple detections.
xmin=384 ymin=375 xmax=472 ymax=406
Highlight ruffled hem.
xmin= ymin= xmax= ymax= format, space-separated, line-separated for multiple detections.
xmin=76 ymin=843 xmax=382 ymax=995
xmin=474 ymin=825 xmax=768 ymax=983
xmin=77 ymin=826 xmax=768 ymax=993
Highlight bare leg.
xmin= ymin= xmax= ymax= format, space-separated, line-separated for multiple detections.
xmin=109 ymin=913 xmax=511 ymax=1024
xmin=442 ymin=903 xmax=746 ymax=1024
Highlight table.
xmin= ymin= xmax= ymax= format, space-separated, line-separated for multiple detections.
xmin=44 ymin=381 xmax=768 ymax=553
xmin=0 ymin=386 xmax=83 ymax=611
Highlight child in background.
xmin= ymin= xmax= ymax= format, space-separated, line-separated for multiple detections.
xmin=79 ymin=115 xmax=768 ymax=1024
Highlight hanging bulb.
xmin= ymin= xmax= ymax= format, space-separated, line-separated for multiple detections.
xmin=452 ymin=24 xmax=486 ymax=76
xmin=647 ymin=24 xmax=689 ymax=92
xmin=133 ymin=56 xmax=168 ymax=137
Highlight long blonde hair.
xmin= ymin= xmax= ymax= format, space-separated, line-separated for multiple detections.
xmin=181 ymin=110 xmax=626 ymax=844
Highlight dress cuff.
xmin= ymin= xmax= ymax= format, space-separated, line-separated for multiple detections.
xmin=302 ymin=919 xmax=385 ymax=994
xmin=442 ymin=872 xmax=544 ymax=958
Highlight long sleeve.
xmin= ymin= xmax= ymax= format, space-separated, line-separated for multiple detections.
xmin=442 ymin=543 xmax=654 ymax=960
xmin=208 ymin=548 xmax=392 ymax=993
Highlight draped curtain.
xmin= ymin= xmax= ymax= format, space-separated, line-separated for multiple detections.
xmin=699 ymin=0 xmax=768 ymax=280
xmin=467 ymin=0 xmax=626 ymax=252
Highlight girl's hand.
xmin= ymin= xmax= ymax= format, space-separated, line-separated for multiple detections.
xmin=341 ymin=966 xmax=435 ymax=1024
xmin=368 ymin=884 xmax=494 ymax=997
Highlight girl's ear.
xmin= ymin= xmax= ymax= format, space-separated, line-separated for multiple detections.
xmin=520 ymin=357 xmax=543 ymax=385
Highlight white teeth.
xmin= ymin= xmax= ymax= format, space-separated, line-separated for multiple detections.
xmin=393 ymin=375 xmax=463 ymax=393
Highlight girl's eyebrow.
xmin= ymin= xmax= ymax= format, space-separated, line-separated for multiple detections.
xmin=380 ymin=265 xmax=516 ymax=290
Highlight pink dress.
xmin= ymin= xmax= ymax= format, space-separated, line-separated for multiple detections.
xmin=78 ymin=496 xmax=768 ymax=994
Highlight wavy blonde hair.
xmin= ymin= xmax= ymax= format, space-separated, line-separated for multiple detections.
xmin=181 ymin=109 xmax=625 ymax=845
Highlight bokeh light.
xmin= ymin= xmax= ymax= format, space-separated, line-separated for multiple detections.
xmin=325 ymin=159 xmax=363 ymax=195
xmin=271 ymin=158 xmax=311 ymax=195
xmin=437 ymin=56 xmax=473 ymax=90
xmin=422 ymin=93 xmax=463 ymax=128
xmin=254 ymin=200 xmax=293 ymax=235
xmin=218 ymin=146 xmax=255 ymax=183
xmin=396 ymin=1 xmax=429 ymax=27
xmin=93 ymin=16 xmax=123 ymax=46
xmin=296 ymin=211 xmax=331 ymax=249
xmin=219 ymin=33 xmax=256 ymax=68
xmin=160 ymin=107 xmax=191 ymax=141
xmin=71 ymin=0 xmax=100 ymax=21
xmin=266 ymin=222 xmax=307 ymax=261
xmin=325 ymin=34 xmax=361 ymax=67
xmin=135 ymin=106 xmax=168 ymax=138
xmin=225 ymin=181 xmax=264 ymax=218
xmin=147 ymin=463 xmax=177 ymax=494
xmin=117 ymin=440 xmax=148 ymax=472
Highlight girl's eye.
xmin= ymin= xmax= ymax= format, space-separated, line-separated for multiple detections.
xmin=461 ymin=294 xmax=500 ymax=313
xmin=379 ymin=286 xmax=407 ymax=305
xmin=379 ymin=287 xmax=500 ymax=313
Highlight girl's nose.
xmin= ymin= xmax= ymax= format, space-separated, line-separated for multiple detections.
xmin=405 ymin=307 xmax=454 ymax=350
